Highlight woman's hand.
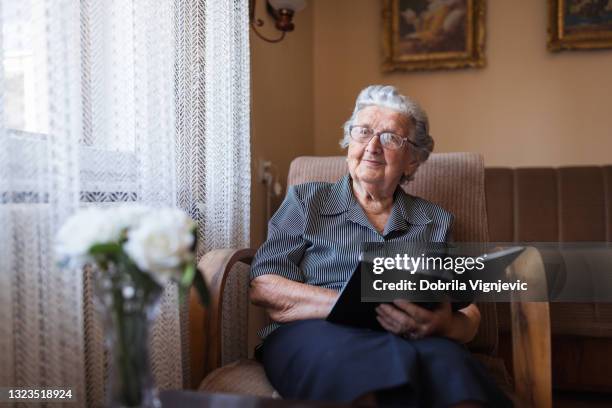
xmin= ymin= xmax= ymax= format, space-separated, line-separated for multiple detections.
xmin=376 ymin=301 xmax=481 ymax=343
xmin=376 ymin=300 xmax=453 ymax=340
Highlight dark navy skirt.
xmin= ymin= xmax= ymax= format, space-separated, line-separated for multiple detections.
xmin=257 ymin=319 xmax=512 ymax=407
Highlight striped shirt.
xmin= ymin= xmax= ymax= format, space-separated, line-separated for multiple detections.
xmin=250 ymin=174 xmax=454 ymax=338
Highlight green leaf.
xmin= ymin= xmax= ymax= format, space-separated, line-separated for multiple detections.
xmin=180 ymin=263 xmax=196 ymax=288
xmin=89 ymin=242 xmax=122 ymax=257
xmin=178 ymin=263 xmax=196 ymax=304
xmin=178 ymin=263 xmax=208 ymax=306
xmin=191 ymin=267 xmax=209 ymax=306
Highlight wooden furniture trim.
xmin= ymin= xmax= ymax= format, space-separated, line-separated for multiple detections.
xmin=190 ymin=248 xmax=256 ymax=388
xmin=509 ymin=247 xmax=552 ymax=408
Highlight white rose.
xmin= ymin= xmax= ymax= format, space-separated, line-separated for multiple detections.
xmin=55 ymin=207 xmax=113 ymax=267
xmin=124 ymin=208 xmax=195 ymax=283
xmin=56 ymin=204 xmax=153 ymax=268
xmin=110 ymin=203 xmax=151 ymax=233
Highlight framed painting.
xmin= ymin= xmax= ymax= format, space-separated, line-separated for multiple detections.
xmin=382 ymin=0 xmax=486 ymax=72
xmin=548 ymin=0 xmax=612 ymax=51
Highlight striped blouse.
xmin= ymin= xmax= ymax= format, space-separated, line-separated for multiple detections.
xmin=250 ymin=174 xmax=454 ymax=338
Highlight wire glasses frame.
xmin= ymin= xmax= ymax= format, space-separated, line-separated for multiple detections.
xmin=348 ymin=125 xmax=419 ymax=150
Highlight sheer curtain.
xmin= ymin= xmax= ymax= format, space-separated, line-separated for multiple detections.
xmin=0 ymin=0 xmax=250 ymax=405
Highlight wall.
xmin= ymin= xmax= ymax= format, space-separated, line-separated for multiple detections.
xmin=251 ymin=2 xmax=314 ymax=248
xmin=312 ymin=0 xmax=612 ymax=167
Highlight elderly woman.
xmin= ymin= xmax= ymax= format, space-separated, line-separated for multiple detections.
xmin=249 ymin=85 xmax=510 ymax=407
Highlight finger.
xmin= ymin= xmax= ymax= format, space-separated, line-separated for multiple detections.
xmin=376 ymin=315 xmax=399 ymax=334
xmin=376 ymin=313 xmax=394 ymax=330
xmin=392 ymin=300 xmax=433 ymax=323
xmin=378 ymin=303 xmax=409 ymax=322
xmin=377 ymin=306 xmax=418 ymax=335
xmin=375 ymin=304 xmax=395 ymax=321
xmin=376 ymin=308 xmax=401 ymax=331
xmin=393 ymin=299 xmax=441 ymax=324
xmin=379 ymin=303 xmax=418 ymax=328
xmin=413 ymin=323 xmax=429 ymax=338
xmin=391 ymin=299 xmax=418 ymax=314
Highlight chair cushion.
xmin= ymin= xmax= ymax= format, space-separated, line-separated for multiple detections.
xmin=199 ymin=359 xmax=277 ymax=398
xmin=200 ymin=356 xmax=517 ymax=404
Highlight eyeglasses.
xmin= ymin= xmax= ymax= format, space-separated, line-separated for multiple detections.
xmin=348 ymin=125 xmax=418 ymax=150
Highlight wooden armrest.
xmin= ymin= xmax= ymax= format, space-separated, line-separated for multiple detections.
xmin=189 ymin=248 xmax=256 ymax=388
xmin=507 ymin=247 xmax=552 ymax=408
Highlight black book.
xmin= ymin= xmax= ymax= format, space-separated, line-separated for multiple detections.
xmin=326 ymin=246 xmax=525 ymax=331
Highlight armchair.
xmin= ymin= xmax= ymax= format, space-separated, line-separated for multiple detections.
xmin=189 ymin=153 xmax=552 ymax=407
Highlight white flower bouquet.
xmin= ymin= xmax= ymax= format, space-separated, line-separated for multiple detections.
xmin=56 ymin=204 xmax=208 ymax=302
xmin=56 ymin=204 xmax=207 ymax=408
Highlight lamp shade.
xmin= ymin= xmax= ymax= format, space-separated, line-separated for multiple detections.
xmin=268 ymin=0 xmax=306 ymax=13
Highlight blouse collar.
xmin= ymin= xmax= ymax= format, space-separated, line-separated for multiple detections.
xmin=319 ymin=174 xmax=432 ymax=233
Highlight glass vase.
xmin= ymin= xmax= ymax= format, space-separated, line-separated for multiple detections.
xmin=94 ymin=266 xmax=163 ymax=408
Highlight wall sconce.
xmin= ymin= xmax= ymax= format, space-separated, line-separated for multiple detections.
xmin=250 ymin=0 xmax=306 ymax=43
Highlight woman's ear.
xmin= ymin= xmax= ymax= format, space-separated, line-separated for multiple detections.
xmin=404 ymin=157 xmax=419 ymax=179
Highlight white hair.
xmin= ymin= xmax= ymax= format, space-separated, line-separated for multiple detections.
xmin=340 ymin=85 xmax=434 ymax=182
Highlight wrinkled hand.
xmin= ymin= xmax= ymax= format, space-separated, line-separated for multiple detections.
xmin=376 ymin=300 xmax=453 ymax=340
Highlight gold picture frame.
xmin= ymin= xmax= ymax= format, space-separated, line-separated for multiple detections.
xmin=548 ymin=0 xmax=612 ymax=51
xmin=382 ymin=0 xmax=486 ymax=72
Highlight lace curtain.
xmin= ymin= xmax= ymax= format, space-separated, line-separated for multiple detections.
xmin=0 ymin=0 xmax=250 ymax=406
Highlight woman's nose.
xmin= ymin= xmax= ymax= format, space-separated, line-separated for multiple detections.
xmin=366 ymin=134 xmax=383 ymax=154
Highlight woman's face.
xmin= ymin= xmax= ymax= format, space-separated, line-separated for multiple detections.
xmin=347 ymin=106 xmax=416 ymax=191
